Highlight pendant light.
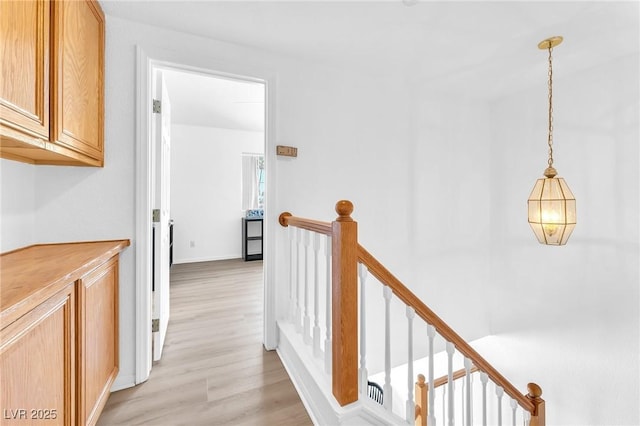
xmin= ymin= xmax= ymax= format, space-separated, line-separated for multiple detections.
xmin=527 ymin=36 xmax=576 ymax=245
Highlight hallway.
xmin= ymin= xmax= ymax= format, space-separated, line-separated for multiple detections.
xmin=98 ymin=259 xmax=311 ymax=425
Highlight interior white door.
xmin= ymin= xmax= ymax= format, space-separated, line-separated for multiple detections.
xmin=152 ymin=71 xmax=171 ymax=361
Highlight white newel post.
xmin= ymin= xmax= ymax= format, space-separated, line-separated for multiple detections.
xmin=405 ymin=306 xmax=415 ymax=424
xmin=312 ymin=232 xmax=321 ymax=357
xmin=383 ymin=285 xmax=393 ymax=411
xmin=324 ymin=235 xmax=332 ymax=373
xmin=358 ymin=263 xmax=368 ymax=394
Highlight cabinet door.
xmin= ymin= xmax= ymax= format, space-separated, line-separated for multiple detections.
xmin=0 ymin=283 xmax=75 ymax=426
xmin=0 ymin=0 xmax=50 ymax=142
xmin=77 ymin=256 xmax=118 ymax=426
xmin=51 ymin=0 xmax=104 ymax=165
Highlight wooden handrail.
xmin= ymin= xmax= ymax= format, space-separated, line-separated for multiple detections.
xmin=278 ymin=212 xmax=332 ymax=235
xmin=357 ymin=244 xmax=536 ymax=413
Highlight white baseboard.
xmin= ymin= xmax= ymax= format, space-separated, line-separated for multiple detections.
xmin=111 ymin=373 xmax=136 ymax=392
xmin=173 ymin=254 xmax=241 ymax=264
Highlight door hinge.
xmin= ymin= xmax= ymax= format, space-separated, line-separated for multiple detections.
xmin=152 ymin=209 xmax=160 ymax=222
xmin=152 ymin=318 xmax=159 ymax=332
xmin=153 ymin=99 xmax=161 ymax=114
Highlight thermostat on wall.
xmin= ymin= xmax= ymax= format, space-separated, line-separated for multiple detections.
xmin=276 ymin=145 xmax=297 ymax=157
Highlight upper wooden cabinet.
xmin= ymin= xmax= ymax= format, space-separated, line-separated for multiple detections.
xmin=0 ymin=0 xmax=50 ymax=142
xmin=0 ymin=0 xmax=105 ymax=167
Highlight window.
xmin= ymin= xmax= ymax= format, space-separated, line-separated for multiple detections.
xmin=242 ymin=154 xmax=265 ymax=211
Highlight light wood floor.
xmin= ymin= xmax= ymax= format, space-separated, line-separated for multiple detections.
xmin=98 ymin=259 xmax=312 ymax=425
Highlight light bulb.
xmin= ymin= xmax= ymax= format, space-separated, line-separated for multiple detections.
xmin=541 ymin=209 xmax=561 ymax=236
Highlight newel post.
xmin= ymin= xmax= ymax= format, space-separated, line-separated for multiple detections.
xmin=527 ymin=383 xmax=545 ymax=426
xmin=331 ymin=200 xmax=359 ymax=406
xmin=415 ymin=374 xmax=427 ymax=426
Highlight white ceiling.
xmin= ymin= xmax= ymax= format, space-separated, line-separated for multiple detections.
xmin=101 ymin=1 xmax=639 ymax=129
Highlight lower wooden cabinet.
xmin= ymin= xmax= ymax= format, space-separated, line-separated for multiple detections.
xmin=77 ymin=256 xmax=119 ymax=426
xmin=0 ymin=240 xmax=129 ymax=426
xmin=1 ymin=284 xmax=75 ymax=425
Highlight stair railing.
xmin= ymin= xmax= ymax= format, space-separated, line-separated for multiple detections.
xmin=279 ymin=200 xmax=545 ymax=425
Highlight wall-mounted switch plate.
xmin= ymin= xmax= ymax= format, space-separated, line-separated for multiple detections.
xmin=276 ymin=145 xmax=298 ymax=157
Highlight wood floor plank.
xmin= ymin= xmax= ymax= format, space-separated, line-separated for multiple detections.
xmin=98 ymin=259 xmax=311 ymax=425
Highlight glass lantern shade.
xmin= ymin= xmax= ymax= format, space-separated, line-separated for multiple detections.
xmin=527 ymin=177 xmax=576 ymax=245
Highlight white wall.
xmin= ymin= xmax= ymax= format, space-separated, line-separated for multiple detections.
xmin=486 ymin=53 xmax=639 ymax=425
xmin=170 ymin=124 xmax=263 ymax=263
xmin=360 ymin=92 xmax=494 ymax=375
xmin=411 ymin=93 xmax=492 ymax=338
xmin=0 ymin=159 xmax=36 ymax=251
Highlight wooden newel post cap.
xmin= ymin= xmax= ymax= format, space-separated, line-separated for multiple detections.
xmin=335 ymin=200 xmax=354 ymax=222
xmin=527 ymin=382 xmax=543 ymax=398
xmin=417 ymin=374 xmax=426 ymax=385
xmin=278 ymin=212 xmax=292 ymax=227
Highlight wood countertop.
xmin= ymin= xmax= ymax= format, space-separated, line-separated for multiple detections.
xmin=1 ymin=239 xmax=130 ymax=326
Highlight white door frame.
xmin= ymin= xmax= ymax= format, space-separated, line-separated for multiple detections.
xmin=134 ymin=45 xmax=277 ymax=384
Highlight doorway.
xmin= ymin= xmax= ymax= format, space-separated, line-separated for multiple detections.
xmin=135 ymin=48 xmax=275 ymax=384
xmin=162 ymin=69 xmax=266 ymax=265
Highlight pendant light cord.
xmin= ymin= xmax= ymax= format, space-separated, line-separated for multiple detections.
xmin=547 ymin=45 xmax=554 ymax=168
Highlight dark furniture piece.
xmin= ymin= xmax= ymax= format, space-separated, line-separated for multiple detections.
xmin=242 ymin=217 xmax=263 ymax=261
xmin=169 ymin=219 xmax=174 ymax=267
xmin=368 ymin=380 xmax=384 ymax=405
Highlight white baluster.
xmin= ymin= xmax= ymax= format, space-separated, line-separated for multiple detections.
xmin=446 ymin=341 xmax=455 ymax=426
xmin=461 ymin=379 xmax=465 ymax=426
xmin=470 ymin=374 xmax=474 ymax=424
xmin=524 ymin=410 xmax=531 ymax=426
xmin=496 ymin=385 xmax=504 ymax=426
xmin=405 ymin=306 xmax=415 ymax=424
xmin=464 ymin=358 xmax=472 ymax=426
xmin=312 ymin=232 xmax=321 ymax=357
xmin=480 ymin=372 xmax=488 ymax=426
xmin=383 ymin=285 xmax=393 ymax=411
xmin=427 ymin=325 xmax=436 ymax=426
xmin=442 ymin=385 xmax=447 ymax=426
xmin=288 ymin=226 xmax=295 ymax=322
xmin=510 ymin=398 xmax=517 ymax=426
xmin=324 ymin=235 xmax=332 ymax=374
xmin=303 ymin=230 xmax=311 ymax=344
xmin=358 ymin=263 xmax=368 ymax=394
xmin=295 ymin=228 xmax=302 ymax=333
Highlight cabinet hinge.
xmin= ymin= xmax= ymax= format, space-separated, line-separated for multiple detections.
xmin=152 ymin=209 xmax=160 ymax=222
xmin=152 ymin=99 xmax=161 ymax=114
xmin=152 ymin=318 xmax=159 ymax=333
